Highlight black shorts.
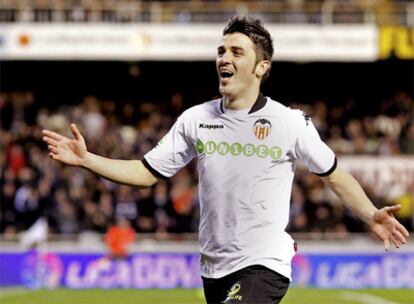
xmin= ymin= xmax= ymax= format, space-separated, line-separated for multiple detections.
xmin=202 ymin=265 xmax=290 ymax=304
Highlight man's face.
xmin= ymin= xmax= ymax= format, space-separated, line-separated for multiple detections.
xmin=216 ymin=33 xmax=260 ymax=99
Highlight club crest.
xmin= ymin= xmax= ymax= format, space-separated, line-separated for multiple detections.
xmin=253 ymin=118 xmax=271 ymax=140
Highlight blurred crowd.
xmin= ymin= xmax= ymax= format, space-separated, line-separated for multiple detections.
xmin=0 ymin=90 xmax=413 ymax=241
xmin=1 ymin=0 xmax=411 ymax=25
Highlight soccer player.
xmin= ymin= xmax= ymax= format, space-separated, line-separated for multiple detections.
xmin=42 ymin=17 xmax=409 ymax=304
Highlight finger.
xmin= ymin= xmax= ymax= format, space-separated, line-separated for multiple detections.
xmin=48 ymin=145 xmax=58 ymax=154
xmin=390 ymin=234 xmax=401 ymax=249
xmin=392 ymin=229 xmax=406 ymax=245
xmin=385 ymin=205 xmax=401 ymax=214
xmin=49 ymin=152 xmax=59 ymax=160
xmin=384 ymin=239 xmax=390 ymax=251
xmin=42 ymin=129 xmax=64 ymax=141
xmin=397 ymin=223 xmax=410 ymax=238
xmin=70 ymin=123 xmax=82 ymax=140
xmin=43 ymin=136 xmax=59 ymax=147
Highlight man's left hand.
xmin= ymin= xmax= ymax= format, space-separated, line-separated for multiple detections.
xmin=370 ymin=205 xmax=410 ymax=250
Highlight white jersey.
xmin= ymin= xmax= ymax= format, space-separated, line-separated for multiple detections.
xmin=143 ymin=94 xmax=336 ymax=280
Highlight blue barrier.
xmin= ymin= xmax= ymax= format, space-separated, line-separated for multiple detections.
xmin=0 ymin=251 xmax=413 ymax=289
xmin=291 ymin=253 xmax=414 ymax=289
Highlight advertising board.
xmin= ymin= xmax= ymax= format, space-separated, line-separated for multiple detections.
xmin=1 ymin=251 xmax=413 ymax=289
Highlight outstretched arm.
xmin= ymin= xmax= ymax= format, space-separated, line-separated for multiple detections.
xmin=42 ymin=123 xmax=157 ymax=187
xmin=321 ymin=166 xmax=409 ymax=250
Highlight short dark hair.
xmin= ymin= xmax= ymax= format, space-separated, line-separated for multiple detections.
xmin=223 ymin=16 xmax=274 ymax=81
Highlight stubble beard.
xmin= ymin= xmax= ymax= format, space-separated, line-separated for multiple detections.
xmin=219 ymin=82 xmax=236 ymax=101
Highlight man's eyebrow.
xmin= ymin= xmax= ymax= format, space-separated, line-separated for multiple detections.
xmin=231 ymin=46 xmax=244 ymax=52
xmin=217 ymin=45 xmax=245 ymax=52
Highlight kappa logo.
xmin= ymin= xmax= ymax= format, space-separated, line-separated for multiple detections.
xmin=199 ymin=123 xmax=224 ymax=129
xmin=253 ymin=118 xmax=271 ymax=140
xmin=223 ymin=283 xmax=243 ymax=303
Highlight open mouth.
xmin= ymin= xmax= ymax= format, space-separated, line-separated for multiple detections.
xmin=220 ymin=70 xmax=234 ymax=79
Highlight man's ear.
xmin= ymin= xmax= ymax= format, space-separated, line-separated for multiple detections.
xmin=255 ymin=60 xmax=271 ymax=78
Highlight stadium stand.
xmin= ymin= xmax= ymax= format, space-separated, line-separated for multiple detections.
xmin=1 ymin=90 xmax=413 ymax=239
xmin=0 ymin=0 xmax=413 ymax=240
xmin=0 ymin=1 xmax=413 ymax=298
xmin=0 ymin=0 xmax=413 ymax=25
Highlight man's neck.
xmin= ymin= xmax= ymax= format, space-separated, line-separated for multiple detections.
xmin=223 ymin=90 xmax=260 ymax=111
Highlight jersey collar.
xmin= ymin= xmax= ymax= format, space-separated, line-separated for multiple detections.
xmin=248 ymin=93 xmax=267 ymax=114
xmin=219 ymin=93 xmax=267 ymax=115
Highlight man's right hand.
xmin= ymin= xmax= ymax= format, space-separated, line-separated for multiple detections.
xmin=42 ymin=123 xmax=157 ymax=187
xmin=42 ymin=123 xmax=87 ymax=167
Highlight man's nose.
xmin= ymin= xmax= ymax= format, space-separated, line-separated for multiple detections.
xmin=218 ymin=52 xmax=231 ymax=65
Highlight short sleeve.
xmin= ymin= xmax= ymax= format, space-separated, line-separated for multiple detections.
xmin=292 ymin=111 xmax=336 ymax=176
xmin=143 ymin=114 xmax=196 ymax=178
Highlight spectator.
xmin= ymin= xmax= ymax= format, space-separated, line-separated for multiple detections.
xmin=105 ymin=217 xmax=135 ymax=259
xmin=0 ymin=90 xmax=413 ymax=236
